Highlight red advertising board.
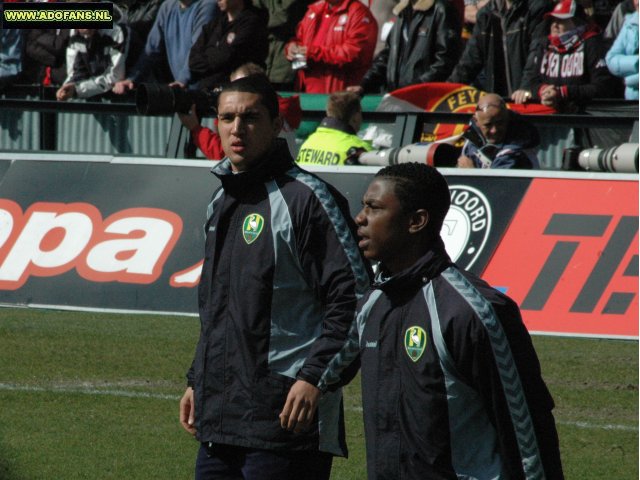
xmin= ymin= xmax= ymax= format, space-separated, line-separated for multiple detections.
xmin=482 ymin=178 xmax=638 ymax=338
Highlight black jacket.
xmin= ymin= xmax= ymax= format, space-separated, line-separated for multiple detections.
xmin=116 ymin=0 xmax=163 ymax=70
xmin=448 ymin=0 xmax=551 ymax=96
xmin=20 ymin=29 xmax=70 ymax=86
xmin=321 ymin=241 xmax=564 ymax=479
xmin=189 ymin=6 xmax=268 ymax=89
xmin=360 ymin=0 xmax=462 ymax=93
xmin=188 ymin=140 xmax=371 ymax=454
xmin=520 ymin=24 xmax=615 ymax=110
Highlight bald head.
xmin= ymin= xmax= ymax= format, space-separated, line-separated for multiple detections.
xmin=473 ymin=94 xmax=509 ymax=145
xmin=476 ymin=93 xmax=507 ymax=114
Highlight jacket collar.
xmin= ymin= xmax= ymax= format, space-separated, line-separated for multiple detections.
xmin=393 ymin=0 xmax=435 ymax=16
xmin=310 ymin=0 xmax=354 ymax=15
xmin=373 ymin=237 xmax=452 ymax=296
xmin=320 ymin=116 xmax=357 ymax=135
xmin=211 ymin=138 xmax=294 ymax=195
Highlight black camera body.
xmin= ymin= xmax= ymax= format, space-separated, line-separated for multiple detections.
xmin=135 ymin=83 xmax=217 ymax=117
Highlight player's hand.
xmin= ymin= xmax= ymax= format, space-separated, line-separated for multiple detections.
xmin=177 ymin=104 xmax=200 ymax=131
xmin=280 ymin=380 xmax=320 ymax=433
xmin=168 ymin=80 xmax=186 ymax=89
xmin=285 ymin=42 xmax=302 ymax=60
xmin=56 ymin=83 xmax=76 ymax=101
xmin=540 ymin=85 xmax=558 ymax=108
xmin=179 ymin=387 xmax=196 ymax=436
xmin=457 ymin=155 xmax=475 ymax=168
xmin=112 ymin=79 xmax=134 ymax=95
xmin=511 ymin=89 xmax=532 ymax=104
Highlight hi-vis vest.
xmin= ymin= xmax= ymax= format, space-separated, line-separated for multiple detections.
xmin=296 ymin=126 xmax=372 ymax=166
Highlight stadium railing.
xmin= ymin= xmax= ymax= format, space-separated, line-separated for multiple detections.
xmin=0 ymin=85 xmax=637 ymax=169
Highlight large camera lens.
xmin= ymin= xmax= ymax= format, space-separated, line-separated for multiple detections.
xmin=135 ymin=83 xmax=216 ymax=117
xmin=136 ymin=83 xmax=176 ymax=115
xmin=578 ymin=143 xmax=639 ymax=173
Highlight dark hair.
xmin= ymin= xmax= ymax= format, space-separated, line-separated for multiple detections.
xmin=217 ymin=74 xmax=279 ymax=119
xmin=375 ymin=163 xmax=450 ymax=239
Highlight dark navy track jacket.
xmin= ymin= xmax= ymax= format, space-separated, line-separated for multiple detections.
xmin=187 ymin=140 xmax=370 ymax=455
xmin=320 ymin=241 xmax=564 ymax=479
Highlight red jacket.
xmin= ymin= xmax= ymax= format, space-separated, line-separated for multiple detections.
xmin=287 ymin=0 xmax=378 ymax=93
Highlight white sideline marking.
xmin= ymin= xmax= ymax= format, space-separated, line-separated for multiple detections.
xmin=0 ymin=383 xmax=180 ymax=401
xmin=1 ymin=383 xmax=637 ymax=433
xmin=556 ymin=420 xmax=638 ymax=432
xmin=346 ymin=406 xmax=638 ymax=432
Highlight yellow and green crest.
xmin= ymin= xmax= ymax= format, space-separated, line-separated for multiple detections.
xmin=404 ymin=326 xmax=427 ymax=362
xmin=242 ymin=213 xmax=264 ymax=244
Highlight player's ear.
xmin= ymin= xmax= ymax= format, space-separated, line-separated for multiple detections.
xmin=408 ymin=209 xmax=429 ymax=234
xmin=272 ymin=115 xmax=283 ymax=136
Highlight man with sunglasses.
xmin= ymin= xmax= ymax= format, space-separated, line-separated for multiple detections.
xmin=457 ymin=93 xmax=541 ymax=169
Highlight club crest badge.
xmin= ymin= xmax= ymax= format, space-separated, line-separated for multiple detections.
xmin=404 ymin=326 xmax=427 ymax=362
xmin=441 ymin=185 xmax=491 ymax=269
xmin=242 ymin=214 xmax=264 ymax=244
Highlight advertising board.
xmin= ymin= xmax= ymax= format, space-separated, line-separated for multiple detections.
xmin=0 ymin=154 xmax=635 ymax=338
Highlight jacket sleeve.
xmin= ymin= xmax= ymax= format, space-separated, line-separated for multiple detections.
xmin=188 ymin=22 xmax=212 ymax=78
xmin=519 ymin=41 xmax=545 ymax=96
xmin=192 ymin=124 xmax=225 ymax=160
xmin=175 ymin=0 xmax=218 ymax=85
xmin=447 ymin=6 xmax=488 ymax=84
xmin=606 ymin=23 xmax=639 ymax=82
xmin=562 ymin=37 xmax=615 ymax=101
xmin=128 ymin=3 xmax=168 ymax=82
xmin=449 ymin=295 xmax=564 ymax=479
xmin=292 ymin=182 xmax=372 ymax=387
xmin=316 ymin=309 xmax=362 ymax=392
xmin=417 ymin=2 xmax=461 ymax=82
xmin=64 ymin=38 xmax=79 ymax=84
xmin=306 ymin=6 xmax=377 ymax=69
xmin=360 ymin=40 xmax=391 ymax=92
xmin=491 ymin=147 xmax=538 ymax=169
xmin=75 ymin=28 xmax=126 ymax=98
xmin=0 ymin=29 xmax=22 ymax=79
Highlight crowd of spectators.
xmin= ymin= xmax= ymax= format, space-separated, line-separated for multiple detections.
xmin=0 ymin=0 xmax=637 ymax=167
xmin=2 ymin=0 xmax=636 ymax=99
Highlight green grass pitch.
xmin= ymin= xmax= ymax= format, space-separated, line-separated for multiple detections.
xmin=0 ymin=308 xmax=637 ymax=479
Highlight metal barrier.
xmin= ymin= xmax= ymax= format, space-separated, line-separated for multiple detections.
xmin=0 ymin=85 xmax=637 ymax=167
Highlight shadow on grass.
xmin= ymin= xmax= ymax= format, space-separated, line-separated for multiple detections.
xmin=0 ymin=444 xmax=26 ymax=480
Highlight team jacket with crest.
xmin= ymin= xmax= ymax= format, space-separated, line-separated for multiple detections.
xmin=187 ymin=139 xmax=371 ymax=455
xmin=319 ymin=241 xmax=564 ymax=479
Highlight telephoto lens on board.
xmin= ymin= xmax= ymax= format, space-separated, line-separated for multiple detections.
xmin=578 ymin=143 xmax=639 ymax=173
xmin=135 ymin=83 xmax=217 ymax=117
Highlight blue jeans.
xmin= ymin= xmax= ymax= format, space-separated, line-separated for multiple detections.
xmin=195 ymin=443 xmax=333 ymax=480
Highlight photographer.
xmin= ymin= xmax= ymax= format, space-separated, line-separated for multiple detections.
xmin=457 ymin=94 xmax=540 ymax=169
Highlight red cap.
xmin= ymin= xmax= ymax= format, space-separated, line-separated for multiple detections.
xmin=545 ymin=0 xmax=577 ymax=20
